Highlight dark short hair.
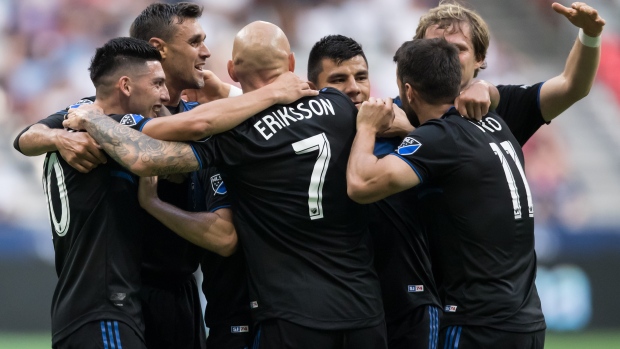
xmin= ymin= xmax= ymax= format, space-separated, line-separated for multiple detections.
xmin=130 ymin=2 xmax=203 ymax=42
xmin=89 ymin=37 xmax=162 ymax=87
xmin=393 ymin=38 xmax=461 ymax=105
xmin=307 ymin=35 xmax=367 ymax=85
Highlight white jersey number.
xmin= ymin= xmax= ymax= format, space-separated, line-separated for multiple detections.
xmin=42 ymin=153 xmax=70 ymax=236
xmin=489 ymin=141 xmax=533 ymax=219
xmin=292 ymin=133 xmax=331 ymax=220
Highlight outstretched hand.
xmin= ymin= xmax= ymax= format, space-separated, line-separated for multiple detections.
xmin=552 ymin=2 xmax=605 ymax=37
xmin=268 ymin=72 xmax=319 ymax=104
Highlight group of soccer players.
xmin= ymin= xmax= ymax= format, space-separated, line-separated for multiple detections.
xmin=12 ymin=1 xmax=605 ymax=348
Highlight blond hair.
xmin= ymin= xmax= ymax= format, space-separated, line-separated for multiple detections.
xmin=414 ymin=0 xmax=490 ymax=77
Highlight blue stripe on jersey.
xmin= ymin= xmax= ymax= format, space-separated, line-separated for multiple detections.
xmin=189 ymin=144 xmax=204 ymax=169
xmin=181 ymin=100 xmax=200 ymax=112
xmin=114 ymin=321 xmax=123 ymax=349
xmin=111 ymin=170 xmax=135 ymax=184
xmin=429 ymin=306 xmax=439 ymax=349
xmin=390 ymin=153 xmax=424 ymax=184
xmin=107 ymin=321 xmax=116 ymax=349
xmin=101 ymin=321 xmax=109 ymax=349
xmin=252 ymin=326 xmax=261 ymax=349
xmin=454 ymin=326 xmax=462 ymax=348
xmin=138 ymin=118 xmax=151 ymax=132
xmin=210 ymin=204 xmax=232 ymax=213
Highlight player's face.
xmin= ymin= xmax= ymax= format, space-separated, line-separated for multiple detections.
xmin=424 ymin=22 xmax=483 ymax=90
xmin=162 ymin=18 xmax=210 ymax=92
xmin=315 ymin=55 xmax=370 ymax=108
xmin=129 ymin=61 xmax=169 ymax=118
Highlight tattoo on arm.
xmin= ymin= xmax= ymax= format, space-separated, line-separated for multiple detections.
xmin=83 ymin=110 xmax=200 ymax=175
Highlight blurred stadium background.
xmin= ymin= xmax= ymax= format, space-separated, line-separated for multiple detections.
xmin=1 ymin=0 xmax=619 ymax=348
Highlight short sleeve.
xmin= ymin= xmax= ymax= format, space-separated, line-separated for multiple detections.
xmin=496 ymin=83 xmax=546 ymax=145
xmin=390 ymin=119 xmax=460 ymax=183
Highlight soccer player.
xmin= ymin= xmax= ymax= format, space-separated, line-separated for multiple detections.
xmin=415 ymin=1 xmax=605 ymax=144
xmin=347 ymin=37 xmax=545 ymax=348
xmin=64 ymin=21 xmax=387 ymax=349
xmin=307 ymin=34 xmax=503 ymax=349
xmin=39 ymin=37 xmax=168 ymax=349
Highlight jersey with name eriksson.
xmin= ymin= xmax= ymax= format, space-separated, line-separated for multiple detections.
xmin=190 ymin=87 xmax=383 ymax=330
xmin=393 ymin=108 xmax=545 ymax=332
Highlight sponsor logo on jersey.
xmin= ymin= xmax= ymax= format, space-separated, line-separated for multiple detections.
xmin=210 ymin=174 xmax=227 ymax=195
xmin=444 ymin=305 xmax=457 ymax=312
xmin=397 ymin=137 xmax=422 ymax=155
xmin=231 ymin=326 xmax=249 ymax=333
xmin=110 ymin=293 xmax=126 ymax=306
xmin=250 ymin=301 xmax=258 ymax=309
xmin=119 ymin=114 xmax=143 ymax=126
xmin=408 ymin=285 xmax=424 ymax=293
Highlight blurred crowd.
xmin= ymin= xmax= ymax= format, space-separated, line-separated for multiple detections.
xmin=1 ymin=0 xmax=619 ymax=256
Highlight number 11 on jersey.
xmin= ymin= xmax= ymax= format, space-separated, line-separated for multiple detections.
xmin=292 ymin=133 xmax=332 ymax=220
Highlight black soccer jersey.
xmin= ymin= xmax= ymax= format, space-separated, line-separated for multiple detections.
xmin=192 ymin=169 xmax=251 ymax=332
xmin=139 ymin=100 xmax=206 ymax=287
xmin=392 ymin=108 xmax=545 ymax=332
xmin=190 ymin=87 xmax=384 ymax=330
xmin=496 ymin=83 xmax=547 ymax=146
xmin=40 ymin=106 xmax=149 ymax=345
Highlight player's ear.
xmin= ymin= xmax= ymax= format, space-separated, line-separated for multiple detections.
xmin=119 ymin=76 xmax=131 ymax=97
xmin=227 ymin=60 xmax=239 ymax=82
xmin=288 ymin=52 xmax=295 ymax=72
xmin=405 ymin=83 xmax=415 ymax=104
xmin=149 ymin=38 xmax=167 ymax=59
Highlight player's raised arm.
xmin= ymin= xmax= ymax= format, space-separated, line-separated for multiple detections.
xmin=540 ymin=2 xmax=605 ymax=121
xmin=64 ymin=104 xmax=200 ymax=176
xmin=138 ymin=176 xmax=237 ymax=256
xmin=141 ymin=72 xmax=318 ymax=141
xmin=455 ymin=79 xmax=500 ymax=120
xmin=347 ymin=98 xmax=419 ymax=204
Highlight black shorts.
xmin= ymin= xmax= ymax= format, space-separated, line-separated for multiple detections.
xmin=438 ymin=325 xmax=545 ymax=349
xmin=207 ymin=323 xmax=253 ymax=349
xmin=54 ymin=320 xmax=146 ymax=349
xmin=140 ymin=275 xmax=207 ymax=349
xmin=386 ymin=304 xmax=441 ymax=349
xmin=252 ymin=318 xmax=387 ymax=349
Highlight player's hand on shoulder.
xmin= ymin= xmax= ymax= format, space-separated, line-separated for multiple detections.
xmin=56 ymin=130 xmax=107 ymax=173
xmin=183 ymin=70 xmax=231 ymax=103
xmin=357 ymin=97 xmax=394 ymax=134
xmin=552 ymin=2 xmax=605 ymax=36
xmin=138 ymin=176 xmax=159 ymax=209
xmin=455 ymin=81 xmax=492 ymax=121
xmin=268 ymin=72 xmax=318 ymax=104
xmin=379 ymin=104 xmax=414 ymax=138
xmin=62 ymin=103 xmax=104 ymax=131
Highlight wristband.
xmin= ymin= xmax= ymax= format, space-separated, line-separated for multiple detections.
xmin=578 ymin=28 xmax=601 ymax=48
xmin=228 ymin=85 xmax=243 ymax=97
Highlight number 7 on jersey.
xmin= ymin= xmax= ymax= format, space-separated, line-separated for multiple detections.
xmin=292 ymin=133 xmax=332 ymax=220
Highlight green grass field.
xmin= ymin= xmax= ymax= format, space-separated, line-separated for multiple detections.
xmin=1 ymin=331 xmax=619 ymax=349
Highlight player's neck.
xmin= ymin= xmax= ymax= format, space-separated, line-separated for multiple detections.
xmin=417 ymin=103 xmax=453 ymax=125
xmin=95 ymin=93 xmax=126 ymax=116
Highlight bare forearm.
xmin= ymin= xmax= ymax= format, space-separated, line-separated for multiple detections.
xmin=143 ymin=200 xmax=237 ymax=256
xmin=18 ymin=124 xmax=59 ymax=156
xmin=541 ymin=37 xmax=600 ymax=120
xmin=82 ymin=111 xmax=199 ymax=176
xmin=144 ymin=88 xmax=278 ymax=141
xmin=347 ymin=127 xmax=383 ymax=203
